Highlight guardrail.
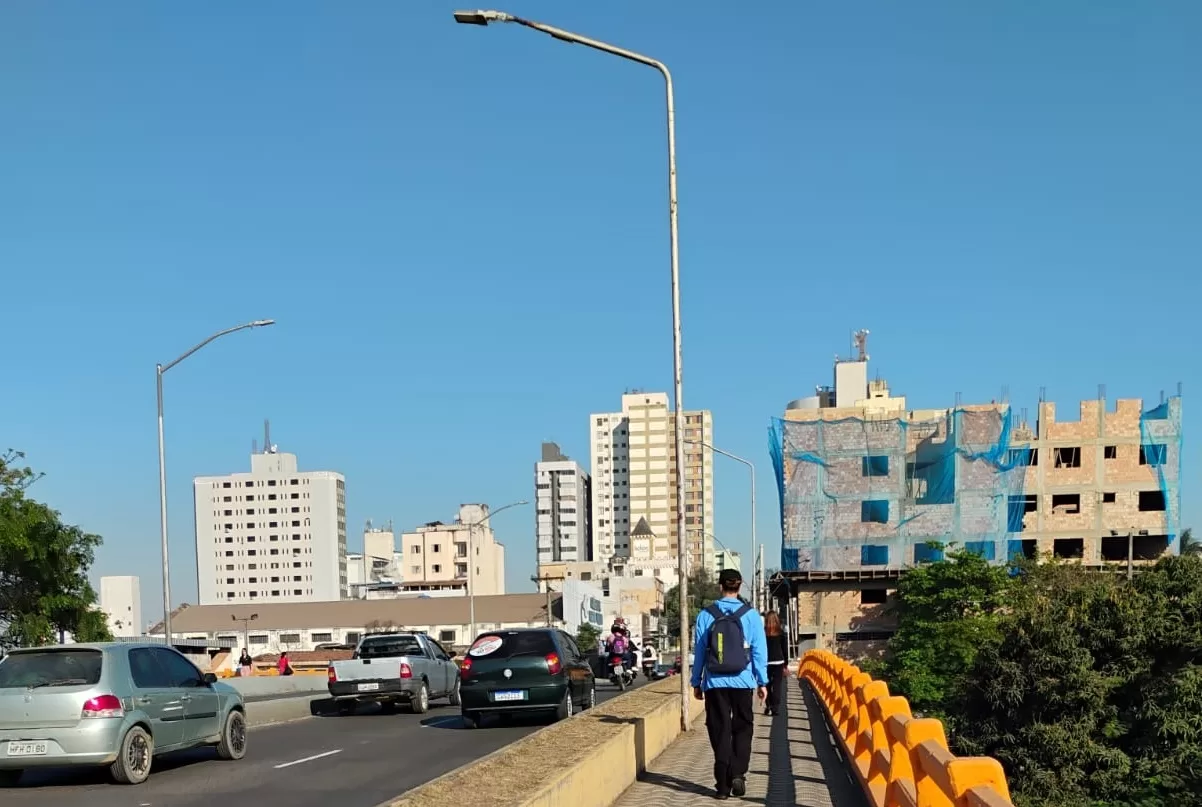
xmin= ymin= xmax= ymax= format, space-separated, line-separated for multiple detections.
xmin=799 ymin=649 xmax=1014 ymax=807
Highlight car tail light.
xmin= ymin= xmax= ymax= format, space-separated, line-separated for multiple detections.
xmin=399 ymin=662 xmax=413 ymax=679
xmin=545 ymin=652 xmax=562 ymax=675
xmin=327 ymin=665 xmax=337 ymax=683
xmin=459 ymin=657 xmax=473 ymax=680
xmin=82 ymin=694 xmax=124 ymax=719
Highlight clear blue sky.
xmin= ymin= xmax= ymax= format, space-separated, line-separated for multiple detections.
xmin=2 ymin=2 xmax=1198 ymax=624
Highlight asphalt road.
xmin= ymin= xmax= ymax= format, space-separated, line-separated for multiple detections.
xmin=5 ymin=678 xmax=647 ymax=807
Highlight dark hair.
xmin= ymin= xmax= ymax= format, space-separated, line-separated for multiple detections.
xmin=719 ymin=576 xmax=741 ymax=594
xmin=764 ymin=611 xmax=782 ymax=637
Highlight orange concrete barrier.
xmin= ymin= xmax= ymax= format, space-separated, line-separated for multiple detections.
xmin=799 ymin=649 xmax=1014 ymax=807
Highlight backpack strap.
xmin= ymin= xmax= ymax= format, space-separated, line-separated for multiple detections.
xmin=705 ymin=602 xmax=726 ymax=621
xmin=732 ymin=603 xmax=753 ymax=620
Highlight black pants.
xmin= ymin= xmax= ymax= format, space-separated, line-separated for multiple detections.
xmin=704 ymin=687 xmax=755 ymax=789
xmin=766 ymin=664 xmax=784 ymax=713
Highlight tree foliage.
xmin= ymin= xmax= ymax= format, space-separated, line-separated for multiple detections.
xmin=575 ymin=622 xmax=601 ymax=652
xmin=880 ymin=539 xmax=1202 ymax=807
xmin=0 ymin=450 xmax=111 ymax=646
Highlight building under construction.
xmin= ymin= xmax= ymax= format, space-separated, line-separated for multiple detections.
xmin=769 ymin=331 xmax=1183 ymax=656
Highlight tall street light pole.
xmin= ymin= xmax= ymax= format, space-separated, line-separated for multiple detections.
xmin=465 ymin=500 xmax=529 ymax=642
xmin=453 ymin=9 xmax=690 ymax=730
xmin=686 ymin=440 xmax=757 ymax=608
xmin=232 ymin=613 xmax=259 ymax=654
xmin=158 ymin=320 xmax=275 ymax=642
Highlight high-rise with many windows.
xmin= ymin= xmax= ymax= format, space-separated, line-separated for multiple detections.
xmin=194 ymin=447 xmax=347 ymax=605
xmin=535 ymin=442 xmax=592 ymax=565
xmin=589 ymin=392 xmax=714 ymax=571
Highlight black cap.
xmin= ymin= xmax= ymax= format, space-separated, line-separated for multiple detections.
xmin=718 ymin=568 xmax=742 ymax=587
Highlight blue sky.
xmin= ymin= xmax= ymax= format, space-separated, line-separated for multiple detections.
xmin=2 ymin=2 xmax=1198 ymax=624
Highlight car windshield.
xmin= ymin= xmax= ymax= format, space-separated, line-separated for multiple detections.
xmin=357 ymin=636 xmax=422 ymax=659
xmin=468 ymin=631 xmax=556 ymax=660
xmin=0 ymin=649 xmax=103 ymax=688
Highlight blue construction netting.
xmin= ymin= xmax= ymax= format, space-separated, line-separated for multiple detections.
xmin=770 ymin=406 xmax=1030 ymax=571
xmin=1139 ymin=399 xmax=1183 ymax=553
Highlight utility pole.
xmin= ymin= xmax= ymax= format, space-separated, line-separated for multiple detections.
xmin=1127 ymin=529 xmax=1134 ymax=582
xmin=531 ymin=573 xmax=566 ymax=627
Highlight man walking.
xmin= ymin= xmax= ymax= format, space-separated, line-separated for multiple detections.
xmin=691 ymin=569 xmax=767 ymax=799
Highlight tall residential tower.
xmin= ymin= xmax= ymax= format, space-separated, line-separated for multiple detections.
xmin=535 ymin=442 xmax=592 ymax=565
xmin=194 ymin=445 xmax=347 ymax=605
xmin=589 ymin=391 xmax=714 ymax=573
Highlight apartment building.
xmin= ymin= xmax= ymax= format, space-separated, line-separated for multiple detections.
xmin=770 ymin=332 xmax=1183 ymax=658
xmin=346 ymin=521 xmax=404 ymax=598
xmin=99 ymin=576 xmax=143 ymax=638
xmin=589 ymin=391 xmax=714 ymax=572
xmin=400 ymin=504 xmax=506 ymax=597
xmin=535 ymin=442 xmax=592 ymax=565
xmin=194 ymin=447 xmax=347 ymax=606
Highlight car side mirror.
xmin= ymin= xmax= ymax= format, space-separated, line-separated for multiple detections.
xmin=447 ymin=650 xmax=457 ymax=658
xmin=202 ymin=672 xmax=218 ymax=685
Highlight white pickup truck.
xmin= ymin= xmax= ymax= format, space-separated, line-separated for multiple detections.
xmin=326 ymin=632 xmax=460 ymax=715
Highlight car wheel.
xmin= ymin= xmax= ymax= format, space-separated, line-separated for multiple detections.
xmin=0 ymin=770 xmax=22 ymax=787
xmin=336 ymin=701 xmax=356 ymax=716
xmin=216 ymin=710 xmax=247 ymax=761
xmin=555 ymin=688 xmax=573 ymax=722
xmin=410 ymin=682 xmax=430 ymax=714
xmin=583 ymin=682 xmax=597 ymax=710
xmin=110 ymin=725 xmax=153 ymax=785
xmin=461 ymin=710 xmax=479 ymax=729
xmin=448 ymin=678 xmax=462 ymax=706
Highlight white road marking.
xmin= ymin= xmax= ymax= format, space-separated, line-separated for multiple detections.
xmin=273 ymin=749 xmax=342 ymax=769
xmin=420 ymin=716 xmax=462 ymax=729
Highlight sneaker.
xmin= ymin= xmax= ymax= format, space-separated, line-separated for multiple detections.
xmin=731 ymin=777 xmax=747 ymax=797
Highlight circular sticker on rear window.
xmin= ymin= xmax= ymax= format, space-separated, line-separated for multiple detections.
xmin=469 ymin=635 xmax=503 ymax=657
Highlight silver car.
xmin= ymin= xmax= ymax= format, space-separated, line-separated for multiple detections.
xmin=0 ymin=642 xmax=247 ymax=786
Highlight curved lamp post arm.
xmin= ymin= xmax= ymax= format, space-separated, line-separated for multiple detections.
xmin=160 ymin=319 xmax=276 ymax=375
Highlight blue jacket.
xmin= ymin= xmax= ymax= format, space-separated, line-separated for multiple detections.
xmin=690 ymin=597 xmax=768 ymax=690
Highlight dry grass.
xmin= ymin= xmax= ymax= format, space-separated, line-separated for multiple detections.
xmin=387 ymin=678 xmax=685 ymax=807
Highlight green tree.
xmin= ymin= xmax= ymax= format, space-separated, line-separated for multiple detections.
xmin=1178 ymin=527 xmax=1199 ymax=555
xmin=878 ymin=546 xmax=1012 ymax=724
xmin=662 ymin=569 xmax=721 ymax=645
xmin=0 ymin=450 xmax=111 ymax=646
xmin=575 ymin=622 xmax=601 ymax=652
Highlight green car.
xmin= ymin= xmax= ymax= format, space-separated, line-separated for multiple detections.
xmin=457 ymin=628 xmax=596 ymax=729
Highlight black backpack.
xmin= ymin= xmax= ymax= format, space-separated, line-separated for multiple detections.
xmin=704 ymin=602 xmax=752 ymax=676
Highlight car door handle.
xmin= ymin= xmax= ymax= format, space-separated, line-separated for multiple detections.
xmin=136 ymin=697 xmax=153 ymax=705
xmin=180 ymin=695 xmax=192 ymax=702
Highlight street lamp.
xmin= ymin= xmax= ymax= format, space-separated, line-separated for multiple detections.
xmin=686 ymin=440 xmax=758 ymax=609
xmin=157 ymin=319 xmax=275 ymax=642
xmin=232 ymin=613 xmax=259 ymax=653
xmin=454 ymin=9 xmax=690 ymax=730
xmin=464 ymin=500 xmax=529 ymax=641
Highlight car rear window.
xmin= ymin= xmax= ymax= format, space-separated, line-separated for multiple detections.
xmin=468 ymin=631 xmax=556 ymax=660
xmin=0 ymin=649 xmax=103 ymax=688
xmin=357 ymin=636 xmax=422 ymax=659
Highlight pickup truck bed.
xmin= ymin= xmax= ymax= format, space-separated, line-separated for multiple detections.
xmin=327 ymin=633 xmax=460 ymax=715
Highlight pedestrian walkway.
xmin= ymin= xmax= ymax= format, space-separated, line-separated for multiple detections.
xmin=614 ymin=678 xmax=869 ymax=806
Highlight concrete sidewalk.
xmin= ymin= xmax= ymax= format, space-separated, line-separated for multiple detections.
xmin=613 ymin=678 xmax=869 ymax=806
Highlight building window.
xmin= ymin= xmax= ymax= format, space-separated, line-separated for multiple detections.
xmin=1102 ymin=492 xmax=1116 ymax=503
xmin=1139 ymin=490 xmax=1166 ymax=511
xmin=1053 ymin=447 xmax=1081 ymax=469
xmin=860 ymin=545 xmax=888 ymax=566
xmin=1051 ymin=494 xmax=1081 ymax=514
xmin=1104 ymin=445 xmax=1118 ymax=459
xmin=248 ymin=634 xmax=268 ymax=645
xmin=860 ymin=589 xmax=888 ymax=605
xmin=311 ymin=633 xmax=333 ymax=643
xmin=861 ymin=456 xmax=889 ymax=477
xmin=279 ymin=633 xmax=301 ymax=644
xmin=860 ymin=500 xmax=889 ymax=524
xmin=438 ymin=630 xmax=456 ymax=643
xmin=1139 ymin=444 xmax=1166 ymax=466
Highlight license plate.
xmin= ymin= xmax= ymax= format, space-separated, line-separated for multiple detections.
xmin=7 ymin=742 xmax=48 ymax=757
xmin=357 ymin=682 xmax=380 ymax=692
xmin=493 ymin=690 xmax=525 ymax=702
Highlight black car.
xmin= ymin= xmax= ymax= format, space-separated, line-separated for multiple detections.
xmin=457 ymin=628 xmax=596 ymax=729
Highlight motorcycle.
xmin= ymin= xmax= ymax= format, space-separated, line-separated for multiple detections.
xmin=641 ymin=657 xmax=657 ymax=679
xmin=609 ymin=653 xmax=635 ymax=690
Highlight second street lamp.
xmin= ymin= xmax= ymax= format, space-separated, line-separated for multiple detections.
xmin=454 ymin=9 xmax=691 ymax=730
xmin=686 ymin=440 xmax=757 ymax=609
xmin=157 ymin=319 xmax=275 ymax=642
xmin=464 ymin=500 xmax=529 ymax=641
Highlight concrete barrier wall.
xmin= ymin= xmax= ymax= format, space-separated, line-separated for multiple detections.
xmin=800 ymin=650 xmax=1014 ymax=807
xmin=385 ymin=677 xmax=702 ymax=807
xmin=225 ymin=675 xmax=329 ymax=700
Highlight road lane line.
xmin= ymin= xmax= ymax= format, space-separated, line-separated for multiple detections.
xmin=421 ymin=716 xmax=462 ymax=729
xmin=273 ymin=749 xmax=342 ymax=769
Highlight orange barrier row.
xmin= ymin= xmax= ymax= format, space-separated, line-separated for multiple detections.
xmin=799 ymin=650 xmax=1014 ymax=807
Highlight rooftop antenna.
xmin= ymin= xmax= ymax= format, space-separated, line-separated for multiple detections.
xmin=252 ymin=438 xmax=258 ymax=455
xmin=853 ymin=329 xmax=869 ymax=362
